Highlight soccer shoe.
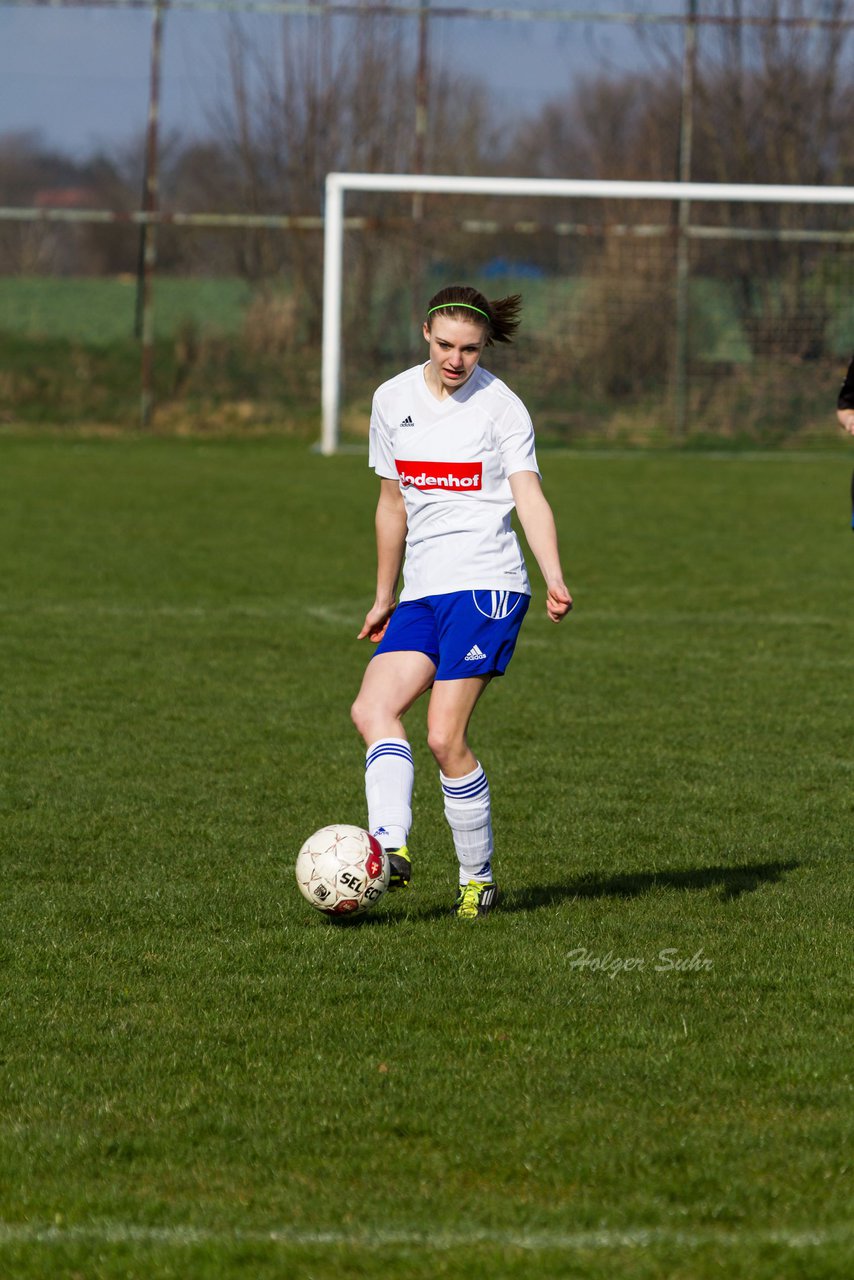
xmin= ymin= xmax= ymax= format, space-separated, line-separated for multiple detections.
xmin=386 ymin=846 xmax=411 ymax=891
xmin=453 ymin=880 xmax=500 ymax=919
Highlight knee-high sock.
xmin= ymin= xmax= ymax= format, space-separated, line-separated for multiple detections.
xmin=441 ymin=763 xmax=493 ymax=884
xmin=365 ymin=738 xmax=414 ymax=850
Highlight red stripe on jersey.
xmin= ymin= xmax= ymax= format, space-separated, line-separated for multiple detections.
xmin=396 ymin=459 xmax=483 ymax=492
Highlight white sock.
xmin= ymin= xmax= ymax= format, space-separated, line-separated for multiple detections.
xmin=365 ymin=738 xmax=414 ymax=850
xmin=440 ymin=763 xmax=494 ymax=885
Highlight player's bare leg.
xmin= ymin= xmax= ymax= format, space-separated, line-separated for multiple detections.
xmin=350 ymin=650 xmax=436 ymax=746
xmin=424 ymin=675 xmax=491 ymax=778
xmin=351 ymin=651 xmax=436 ymax=888
xmin=426 ymin=676 xmax=500 ymax=916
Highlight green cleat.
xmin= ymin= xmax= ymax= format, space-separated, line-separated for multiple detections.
xmin=386 ymin=846 xmax=411 ymax=891
xmin=453 ymin=880 xmax=500 ymax=919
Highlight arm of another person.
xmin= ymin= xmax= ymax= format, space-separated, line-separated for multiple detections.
xmin=357 ymin=478 xmax=407 ymax=641
xmin=509 ymin=470 xmax=573 ymax=623
xmin=837 ymin=354 xmax=854 ymax=436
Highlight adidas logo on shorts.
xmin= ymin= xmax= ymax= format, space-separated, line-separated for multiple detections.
xmin=464 ymin=644 xmax=487 ymax=662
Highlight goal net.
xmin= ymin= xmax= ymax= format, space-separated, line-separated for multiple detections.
xmin=321 ymin=174 xmax=854 ymax=453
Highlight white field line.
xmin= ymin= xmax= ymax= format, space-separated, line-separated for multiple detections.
xmin=0 ymin=1222 xmax=849 ymax=1252
xmin=1 ymin=602 xmax=850 ymax=632
xmin=0 ymin=602 xmax=360 ymax=625
xmin=532 ymin=450 xmax=853 ymax=461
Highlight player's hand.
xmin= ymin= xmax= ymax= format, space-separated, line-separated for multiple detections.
xmin=546 ymin=581 xmax=573 ymax=623
xmin=839 ymin=410 xmax=854 ymax=437
xmin=357 ymin=601 xmax=396 ymax=642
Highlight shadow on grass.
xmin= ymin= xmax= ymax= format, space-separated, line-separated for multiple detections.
xmin=504 ymin=859 xmax=801 ymax=913
xmin=323 ymin=859 xmax=801 ymax=926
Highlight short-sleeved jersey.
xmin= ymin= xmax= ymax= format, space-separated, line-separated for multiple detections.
xmin=369 ymin=362 xmax=540 ymax=600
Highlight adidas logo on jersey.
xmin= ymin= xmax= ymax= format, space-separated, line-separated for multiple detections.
xmin=399 ymin=415 xmax=415 ymax=428
xmin=464 ymin=644 xmax=487 ymax=662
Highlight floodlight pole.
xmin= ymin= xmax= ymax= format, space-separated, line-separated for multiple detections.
xmin=139 ymin=0 xmax=165 ymax=429
xmin=321 ymin=175 xmax=345 ymax=456
xmin=674 ymin=0 xmax=698 ymax=438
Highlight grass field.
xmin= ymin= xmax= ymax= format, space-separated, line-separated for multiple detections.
xmin=1 ymin=437 xmax=852 ymax=1279
xmin=0 ymin=278 xmax=253 ymax=344
xmin=3 ymin=275 xmax=850 ymax=359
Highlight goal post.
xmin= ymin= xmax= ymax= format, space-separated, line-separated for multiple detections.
xmin=321 ymin=172 xmax=854 ymax=454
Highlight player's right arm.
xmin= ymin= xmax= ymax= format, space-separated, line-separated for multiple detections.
xmin=357 ymin=478 xmax=407 ymax=641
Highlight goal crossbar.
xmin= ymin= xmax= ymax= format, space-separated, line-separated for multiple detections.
xmin=321 ymin=172 xmax=854 ymax=454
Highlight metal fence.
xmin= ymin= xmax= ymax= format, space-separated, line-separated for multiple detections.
xmin=1 ymin=0 xmax=852 ymax=439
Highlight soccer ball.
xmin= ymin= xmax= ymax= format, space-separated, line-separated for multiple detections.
xmin=295 ymin=824 xmax=389 ymax=918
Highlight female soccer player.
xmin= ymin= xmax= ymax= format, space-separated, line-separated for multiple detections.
xmin=351 ymin=284 xmax=572 ymax=919
xmin=837 ymin=353 xmax=854 ymax=530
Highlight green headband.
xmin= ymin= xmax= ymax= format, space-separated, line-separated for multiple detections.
xmin=427 ymin=302 xmax=490 ymax=322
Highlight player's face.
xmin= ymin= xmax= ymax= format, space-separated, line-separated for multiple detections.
xmin=423 ymin=316 xmax=487 ymax=397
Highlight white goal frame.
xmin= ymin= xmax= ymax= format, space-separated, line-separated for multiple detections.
xmin=321 ymin=172 xmax=854 ymax=455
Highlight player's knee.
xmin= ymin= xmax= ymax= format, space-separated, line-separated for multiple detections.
xmin=350 ymin=694 xmax=372 ymax=740
xmin=351 ymin=692 xmax=393 ymax=745
xmin=426 ymin=724 xmax=459 ymax=769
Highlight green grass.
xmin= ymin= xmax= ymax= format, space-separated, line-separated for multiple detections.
xmin=1 ymin=274 xmax=850 ymax=438
xmin=1 ymin=438 xmax=852 ymax=1278
xmin=0 ymin=331 xmax=320 ymax=431
xmin=0 ymin=277 xmax=253 ymax=344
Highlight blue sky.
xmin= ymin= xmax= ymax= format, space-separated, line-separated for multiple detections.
xmin=0 ymin=8 xmax=226 ymax=155
xmin=0 ymin=2 xmax=681 ymax=158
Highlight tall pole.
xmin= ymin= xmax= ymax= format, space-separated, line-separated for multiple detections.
xmin=413 ymin=0 xmax=429 ymax=220
xmin=321 ymin=175 xmax=345 ymax=456
xmin=410 ymin=0 xmax=430 ymax=343
xmin=674 ymin=0 xmax=697 ymax=438
xmin=139 ymin=1 xmax=165 ymax=428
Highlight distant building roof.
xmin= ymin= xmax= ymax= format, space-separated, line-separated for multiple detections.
xmin=34 ymin=187 xmax=98 ymax=209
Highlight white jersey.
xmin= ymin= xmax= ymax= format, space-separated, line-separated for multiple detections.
xmin=369 ymin=362 xmax=540 ymax=600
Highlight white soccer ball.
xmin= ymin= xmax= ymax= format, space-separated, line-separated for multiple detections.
xmin=295 ymin=824 xmax=389 ymax=918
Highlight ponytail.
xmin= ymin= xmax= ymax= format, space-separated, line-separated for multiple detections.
xmin=425 ymin=284 xmax=522 ymax=347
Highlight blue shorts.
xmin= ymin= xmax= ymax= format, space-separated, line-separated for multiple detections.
xmin=373 ymin=590 xmax=530 ymax=681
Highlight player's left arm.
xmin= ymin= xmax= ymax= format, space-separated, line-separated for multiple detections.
xmin=837 ymin=355 xmax=854 ymax=435
xmin=509 ymin=469 xmax=573 ymax=623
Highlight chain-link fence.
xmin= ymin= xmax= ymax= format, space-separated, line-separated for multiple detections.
xmin=1 ymin=0 xmax=852 ymax=440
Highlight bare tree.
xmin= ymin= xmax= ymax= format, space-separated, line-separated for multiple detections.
xmin=191 ymin=12 xmax=421 ymax=337
xmin=687 ymin=0 xmax=854 ymax=360
xmin=184 ymin=10 xmax=500 ymax=351
xmin=0 ymin=131 xmax=142 ymax=275
xmin=499 ymin=0 xmax=854 ymax=414
xmin=693 ymin=0 xmax=852 ymax=186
